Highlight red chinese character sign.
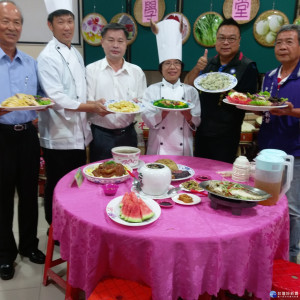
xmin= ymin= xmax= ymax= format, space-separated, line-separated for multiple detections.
xmin=134 ymin=0 xmax=165 ymax=27
xmin=81 ymin=13 xmax=107 ymax=46
xmin=223 ymin=0 xmax=260 ymax=24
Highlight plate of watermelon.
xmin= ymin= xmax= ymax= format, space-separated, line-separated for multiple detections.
xmin=106 ymin=192 xmax=161 ymax=226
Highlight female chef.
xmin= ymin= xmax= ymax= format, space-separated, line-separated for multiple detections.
xmin=141 ymin=19 xmax=201 ymax=156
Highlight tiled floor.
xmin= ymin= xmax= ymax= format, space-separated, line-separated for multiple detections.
xmin=0 ymin=196 xmax=69 ymax=300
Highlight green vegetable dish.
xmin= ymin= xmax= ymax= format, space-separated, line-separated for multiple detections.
xmin=153 ymin=99 xmax=189 ymax=109
xmin=194 ymin=13 xmax=223 ymax=47
xmin=34 ymin=95 xmax=52 ymax=105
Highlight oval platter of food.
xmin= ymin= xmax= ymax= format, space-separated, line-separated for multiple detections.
xmin=0 ymin=94 xmax=54 ymax=111
xmin=194 ymin=72 xmax=237 ymax=93
xmin=83 ymin=160 xmax=132 ymax=184
xmin=199 ymin=180 xmax=271 ymax=202
xmin=105 ymin=100 xmax=144 ymax=114
xmin=151 ymin=99 xmax=194 ymax=111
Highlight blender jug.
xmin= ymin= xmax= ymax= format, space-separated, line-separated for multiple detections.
xmin=254 ymin=154 xmax=292 ymax=206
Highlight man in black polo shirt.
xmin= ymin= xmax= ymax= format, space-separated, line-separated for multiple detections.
xmin=185 ymin=18 xmax=259 ymax=163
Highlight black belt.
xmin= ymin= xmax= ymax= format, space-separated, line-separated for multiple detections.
xmin=92 ymin=122 xmax=136 ymax=136
xmin=0 ymin=121 xmax=33 ymax=132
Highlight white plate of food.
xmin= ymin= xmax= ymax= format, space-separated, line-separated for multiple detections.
xmin=223 ymin=98 xmax=288 ymax=111
xmin=106 ymin=195 xmax=161 ymax=226
xmin=172 ymin=164 xmax=195 ymax=181
xmin=105 ymin=100 xmax=145 ymax=114
xmin=83 ymin=161 xmax=132 ymax=184
xmin=179 ymin=179 xmax=204 ymax=191
xmin=151 ymin=99 xmax=194 ymax=111
xmin=194 ymin=72 xmax=237 ymax=93
xmin=172 ymin=193 xmax=201 ymax=205
xmin=0 ymin=94 xmax=54 ymax=111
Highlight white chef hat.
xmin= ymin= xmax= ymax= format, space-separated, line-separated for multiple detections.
xmin=152 ymin=19 xmax=182 ymax=63
xmin=44 ymin=0 xmax=73 ymax=15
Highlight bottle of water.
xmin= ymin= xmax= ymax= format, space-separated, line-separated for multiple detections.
xmin=232 ymin=156 xmax=250 ymax=182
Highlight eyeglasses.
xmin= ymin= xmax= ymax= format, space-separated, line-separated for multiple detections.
xmin=163 ymin=61 xmax=182 ymax=68
xmin=216 ymin=36 xmax=239 ymax=44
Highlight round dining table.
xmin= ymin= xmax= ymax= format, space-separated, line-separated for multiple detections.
xmin=52 ymin=155 xmax=289 ymax=300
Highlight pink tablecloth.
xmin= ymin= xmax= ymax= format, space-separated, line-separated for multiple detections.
xmin=52 ymin=155 xmax=289 ymax=300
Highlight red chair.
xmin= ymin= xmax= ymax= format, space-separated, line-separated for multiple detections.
xmin=272 ymin=259 xmax=300 ymax=298
xmin=87 ymin=278 xmax=152 ymax=300
xmin=43 ymin=225 xmax=80 ymax=300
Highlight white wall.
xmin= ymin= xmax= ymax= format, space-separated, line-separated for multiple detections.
xmin=17 ymin=43 xmax=83 ymax=60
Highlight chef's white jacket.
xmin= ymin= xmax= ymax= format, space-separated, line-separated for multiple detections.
xmin=86 ymin=57 xmax=147 ymax=129
xmin=142 ymin=78 xmax=201 ymax=156
xmin=37 ymin=37 xmax=92 ymax=149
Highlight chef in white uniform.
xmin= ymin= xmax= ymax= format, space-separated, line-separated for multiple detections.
xmin=142 ymin=19 xmax=201 ymax=156
xmin=37 ymin=0 xmax=107 ymax=225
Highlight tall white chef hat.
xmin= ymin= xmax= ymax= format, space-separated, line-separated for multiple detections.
xmin=151 ymin=19 xmax=182 ymax=63
xmin=44 ymin=0 xmax=73 ymax=15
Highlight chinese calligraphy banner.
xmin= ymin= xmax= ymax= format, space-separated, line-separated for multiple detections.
xmin=223 ymin=0 xmax=260 ymax=24
xmin=232 ymin=0 xmax=251 ymax=20
xmin=134 ymin=0 xmax=165 ymax=27
xmin=142 ymin=0 xmax=159 ymax=23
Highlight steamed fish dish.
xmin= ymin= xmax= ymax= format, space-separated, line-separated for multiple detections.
xmin=207 ymin=181 xmax=267 ymax=200
xmin=198 ymin=73 xmax=232 ymax=91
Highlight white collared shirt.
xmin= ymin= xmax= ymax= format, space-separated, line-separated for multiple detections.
xmin=86 ymin=57 xmax=147 ymax=129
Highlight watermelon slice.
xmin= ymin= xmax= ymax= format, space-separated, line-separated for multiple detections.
xmin=120 ymin=198 xmax=130 ymax=219
xmin=127 ymin=202 xmax=143 ymax=223
xmin=119 ymin=192 xmax=154 ymax=223
xmin=120 ymin=192 xmax=130 ymax=208
xmin=138 ymin=198 xmax=155 ymax=221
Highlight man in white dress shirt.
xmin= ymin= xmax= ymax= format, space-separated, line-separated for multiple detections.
xmin=37 ymin=0 xmax=106 ymax=225
xmin=86 ymin=23 xmax=147 ymax=161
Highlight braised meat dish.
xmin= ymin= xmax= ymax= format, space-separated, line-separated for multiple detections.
xmin=92 ymin=161 xmax=126 ymax=178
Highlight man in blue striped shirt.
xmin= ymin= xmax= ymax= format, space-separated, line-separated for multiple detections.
xmin=0 ymin=1 xmax=45 ymax=281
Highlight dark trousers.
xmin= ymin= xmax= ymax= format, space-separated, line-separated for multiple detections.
xmin=0 ymin=123 xmax=40 ymax=264
xmin=89 ymin=124 xmax=138 ymax=162
xmin=194 ymin=131 xmax=240 ymax=164
xmin=42 ymin=148 xmax=86 ymax=225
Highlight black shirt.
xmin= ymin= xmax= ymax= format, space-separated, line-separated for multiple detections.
xmin=198 ymin=51 xmax=259 ymax=136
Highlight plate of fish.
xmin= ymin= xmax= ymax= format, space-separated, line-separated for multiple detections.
xmin=199 ymin=180 xmax=271 ymax=202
